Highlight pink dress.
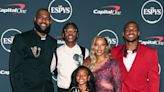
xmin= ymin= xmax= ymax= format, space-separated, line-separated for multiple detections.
xmin=92 ymin=59 xmax=121 ymax=92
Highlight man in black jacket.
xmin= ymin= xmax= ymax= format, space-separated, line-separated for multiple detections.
xmin=9 ymin=8 xmax=57 ymax=92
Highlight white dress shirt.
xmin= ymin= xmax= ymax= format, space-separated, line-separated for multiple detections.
xmin=123 ymin=50 xmax=137 ymax=71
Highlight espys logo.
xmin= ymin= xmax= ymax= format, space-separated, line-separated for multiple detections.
xmin=93 ymin=5 xmax=121 ymax=16
xmin=97 ymin=29 xmax=118 ymax=47
xmin=1 ymin=28 xmax=21 ymax=52
xmin=48 ymin=0 xmax=72 ymax=22
xmin=0 ymin=3 xmax=27 ymax=14
xmin=141 ymin=0 xmax=163 ymax=24
xmin=139 ymin=36 xmax=164 ymax=46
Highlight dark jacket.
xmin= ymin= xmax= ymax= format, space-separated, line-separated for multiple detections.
xmin=9 ymin=30 xmax=57 ymax=92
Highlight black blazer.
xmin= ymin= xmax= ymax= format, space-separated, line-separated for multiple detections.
xmin=9 ymin=30 xmax=57 ymax=92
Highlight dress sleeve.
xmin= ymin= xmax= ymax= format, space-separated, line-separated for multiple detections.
xmin=9 ymin=35 xmax=25 ymax=92
xmin=111 ymin=59 xmax=122 ymax=92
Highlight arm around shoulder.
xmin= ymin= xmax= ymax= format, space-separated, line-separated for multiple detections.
xmin=83 ymin=56 xmax=91 ymax=68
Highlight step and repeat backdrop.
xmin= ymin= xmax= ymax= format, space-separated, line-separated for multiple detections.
xmin=0 ymin=0 xmax=164 ymax=92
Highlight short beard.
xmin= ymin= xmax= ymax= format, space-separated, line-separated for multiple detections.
xmin=34 ymin=22 xmax=51 ymax=34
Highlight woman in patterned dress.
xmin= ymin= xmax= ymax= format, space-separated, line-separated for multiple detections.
xmin=83 ymin=36 xmax=121 ymax=92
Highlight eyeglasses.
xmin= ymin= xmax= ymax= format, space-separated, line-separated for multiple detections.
xmin=64 ymin=29 xmax=77 ymax=33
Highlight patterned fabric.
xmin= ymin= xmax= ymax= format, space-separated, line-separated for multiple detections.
xmin=92 ymin=59 xmax=121 ymax=92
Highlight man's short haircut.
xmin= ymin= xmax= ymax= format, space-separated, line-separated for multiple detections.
xmin=62 ymin=22 xmax=78 ymax=33
xmin=35 ymin=8 xmax=49 ymax=17
xmin=124 ymin=21 xmax=140 ymax=31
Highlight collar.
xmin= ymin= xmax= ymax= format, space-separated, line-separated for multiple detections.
xmin=64 ymin=43 xmax=78 ymax=50
xmin=124 ymin=45 xmax=138 ymax=57
xmin=33 ymin=29 xmax=47 ymax=40
xmin=41 ymin=34 xmax=47 ymax=40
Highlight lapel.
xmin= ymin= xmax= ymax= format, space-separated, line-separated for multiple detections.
xmin=122 ymin=43 xmax=143 ymax=81
xmin=118 ymin=45 xmax=129 ymax=81
xmin=127 ymin=43 xmax=143 ymax=72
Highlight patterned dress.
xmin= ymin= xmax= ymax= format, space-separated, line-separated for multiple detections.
xmin=92 ymin=59 xmax=121 ymax=92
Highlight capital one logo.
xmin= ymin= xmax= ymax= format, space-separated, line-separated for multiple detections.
xmin=93 ymin=5 xmax=121 ymax=16
xmin=0 ymin=70 xmax=10 ymax=75
xmin=139 ymin=36 xmax=164 ymax=46
xmin=1 ymin=28 xmax=21 ymax=52
xmin=141 ymin=0 xmax=163 ymax=24
xmin=97 ymin=29 xmax=119 ymax=47
xmin=48 ymin=0 xmax=72 ymax=22
xmin=0 ymin=3 xmax=27 ymax=14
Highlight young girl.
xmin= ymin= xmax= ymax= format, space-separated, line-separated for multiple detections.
xmin=69 ymin=66 xmax=96 ymax=92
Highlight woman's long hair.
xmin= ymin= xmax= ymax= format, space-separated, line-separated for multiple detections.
xmin=89 ymin=36 xmax=111 ymax=67
xmin=69 ymin=66 xmax=96 ymax=92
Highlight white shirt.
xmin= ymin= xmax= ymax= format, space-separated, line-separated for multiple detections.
xmin=123 ymin=50 xmax=137 ymax=71
xmin=50 ymin=44 xmax=89 ymax=89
